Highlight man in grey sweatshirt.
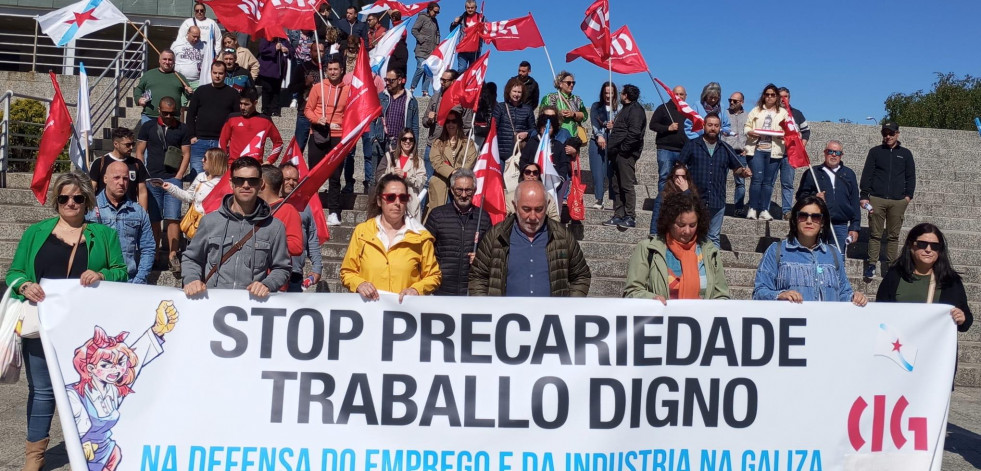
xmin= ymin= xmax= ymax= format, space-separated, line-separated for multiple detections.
xmin=181 ymin=157 xmax=291 ymax=297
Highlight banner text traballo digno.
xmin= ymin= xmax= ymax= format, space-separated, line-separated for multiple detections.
xmin=210 ymin=305 xmax=807 ymax=430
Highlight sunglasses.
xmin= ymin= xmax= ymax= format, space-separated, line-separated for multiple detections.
xmin=563 ymin=81 xmax=576 ymax=86
xmin=881 ymin=130 xmax=897 ymax=137
xmin=381 ymin=193 xmax=410 ymax=203
xmin=118 ymin=141 xmax=134 ymax=147
xmin=194 ymin=8 xmax=205 ymax=12
xmin=913 ymin=240 xmax=942 ymax=251
xmin=764 ymin=92 xmax=777 ymax=97
xmin=797 ymin=211 xmax=824 ymax=223
xmin=824 ymin=149 xmax=843 ymax=156
xmin=159 ymin=110 xmax=176 ymax=117
xmin=523 ymin=169 xmax=541 ymax=176
xmin=58 ymin=194 xmax=86 ymax=205
xmin=400 ymin=137 xmax=415 ymax=142
xmin=384 ymin=78 xmax=399 ymax=83
xmin=728 ymin=99 xmax=742 ymax=103
xmin=231 ymin=176 xmax=261 ymax=187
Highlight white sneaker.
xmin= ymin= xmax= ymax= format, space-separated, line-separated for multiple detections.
xmin=745 ymin=208 xmax=757 ymax=220
xmin=327 ymin=213 xmax=341 ymax=226
xmin=592 ymin=201 xmax=603 ymax=210
xmin=289 ymin=99 xmax=297 ymax=108
xmin=759 ymin=210 xmax=773 ymax=221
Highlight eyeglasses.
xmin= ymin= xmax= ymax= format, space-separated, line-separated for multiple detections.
xmin=381 ymin=193 xmax=410 ymax=203
xmin=728 ymin=99 xmax=742 ymax=103
xmin=562 ymin=80 xmax=576 ymax=86
xmin=118 ymin=141 xmax=134 ymax=147
xmin=881 ymin=130 xmax=897 ymax=137
xmin=913 ymin=240 xmax=942 ymax=251
xmin=231 ymin=176 xmax=261 ymax=187
xmin=58 ymin=194 xmax=86 ymax=205
xmin=764 ymin=92 xmax=777 ymax=97
xmin=384 ymin=78 xmax=398 ymax=83
xmin=452 ymin=187 xmax=475 ymax=195
xmin=523 ymin=169 xmax=541 ymax=176
xmin=400 ymin=137 xmax=415 ymax=142
xmin=824 ymin=149 xmax=843 ymax=156
xmin=440 ymin=78 xmax=452 ymax=83
xmin=796 ymin=211 xmax=824 ymax=223
xmin=159 ymin=110 xmax=176 ymax=117
xmin=194 ymin=8 xmax=205 ymax=12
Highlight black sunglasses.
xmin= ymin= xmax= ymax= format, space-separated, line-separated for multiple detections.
xmin=381 ymin=193 xmax=410 ymax=203
xmin=58 ymin=194 xmax=86 ymax=205
xmin=523 ymin=169 xmax=541 ymax=176
xmin=881 ymin=130 xmax=897 ymax=137
xmin=728 ymin=99 xmax=742 ymax=103
xmin=400 ymin=137 xmax=415 ymax=142
xmin=797 ymin=211 xmax=824 ymax=223
xmin=231 ymin=176 xmax=261 ymax=187
xmin=913 ymin=240 xmax=942 ymax=251
xmin=194 ymin=8 xmax=205 ymax=12
xmin=824 ymin=149 xmax=843 ymax=156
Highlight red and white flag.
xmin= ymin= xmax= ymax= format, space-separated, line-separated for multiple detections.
xmin=535 ymin=121 xmax=561 ymax=203
xmin=456 ymin=9 xmax=484 ymax=54
xmin=205 ymin=0 xmax=315 ymax=40
xmin=781 ymin=96 xmax=810 ymax=169
xmin=32 ymin=72 xmax=74 ymax=204
xmin=566 ymin=25 xmax=647 ymax=75
xmin=285 ymin=39 xmax=382 ymax=211
xmin=282 ymin=138 xmax=330 ymax=244
xmin=481 ymin=14 xmax=544 ymax=52
xmin=436 ymin=51 xmax=488 ymax=125
xmin=240 ymin=130 xmax=267 ymax=159
xmin=580 ymin=0 xmax=610 ymax=57
xmin=653 ymin=76 xmax=705 ymax=133
xmin=473 ymin=118 xmax=506 ymax=225
xmin=423 ymin=27 xmax=462 ymax=92
xmin=359 ymin=0 xmax=436 ymax=20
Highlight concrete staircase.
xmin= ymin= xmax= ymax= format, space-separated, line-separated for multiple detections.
xmin=2 ymin=94 xmax=978 ymax=388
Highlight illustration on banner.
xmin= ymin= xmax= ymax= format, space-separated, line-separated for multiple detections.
xmin=64 ymin=300 xmax=179 ymax=471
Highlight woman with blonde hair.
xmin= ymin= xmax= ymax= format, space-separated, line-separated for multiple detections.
xmin=426 ymin=109 xmax=478 ymax=217
xmin=161 ymin=147 xmax=228 ymax=238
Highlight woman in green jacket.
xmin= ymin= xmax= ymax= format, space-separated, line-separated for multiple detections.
xmin=7 ymin=172 xmax=127 ymax=471
xmin=624 ymin=192 xmax=730 ymax=302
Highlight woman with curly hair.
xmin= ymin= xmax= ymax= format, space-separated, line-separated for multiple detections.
xmin=624 ymin=192 xmax=729 ymax=302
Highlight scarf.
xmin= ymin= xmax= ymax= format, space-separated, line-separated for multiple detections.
xmin=666 ymin=235 xmax=700 ymax=300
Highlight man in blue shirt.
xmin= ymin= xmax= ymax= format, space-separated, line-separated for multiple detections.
xmin=86 ymin=161 xmax=156 ymax=284
xmin=679 ymin=113 xmax=752 ymax=247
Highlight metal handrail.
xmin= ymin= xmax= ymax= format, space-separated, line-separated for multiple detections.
xmin=87 ymin=21 xmax=149 ymax=142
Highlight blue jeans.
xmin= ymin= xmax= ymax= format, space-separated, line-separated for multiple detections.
xmin=295 ymin=114 xmax=311 ymax=153
xmin=828 ymin=223 xmax=850 ymax=260
xmin=708 ymin=206 xmax=725 ymax=248
xmin=23 ymin=338 xmax=54 ymax=441
xmin=779 ymin=157 xmax=795 ymax=216
xmin=423 ymin=144 xmax=434 ymax=180
xmin=748 ymin=150 xmax=780 ymax=213
xmin=587 ymin=139 xmax=613 ymax=203
xmin=457 ymin=52 xmax=477 ymax=71
xmin=733 ymin=153 xmax=747 ymax=213
xmin=656 ymin=149 xmax=681 ymax=194
xmin=361 ymin=132 xmax=377 ymax=187
xmin=190 ymin=139 xmax=218 ymax=179
xmin=410 ymin=56 xmax=432 ymax=95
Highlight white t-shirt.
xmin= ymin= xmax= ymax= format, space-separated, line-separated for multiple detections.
xmin=177 ymin=17 xmax=222 ymax=55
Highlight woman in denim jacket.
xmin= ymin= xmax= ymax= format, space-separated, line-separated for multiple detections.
xmin=753 ymin=195 xmax=868 ymax=305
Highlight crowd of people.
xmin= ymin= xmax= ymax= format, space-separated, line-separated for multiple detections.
xmin=4 ymin=1 xmax=975 ymax=470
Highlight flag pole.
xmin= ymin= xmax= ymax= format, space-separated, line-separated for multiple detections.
xmin=313 ymin=28 xmax=326 ymax=118
xmin=83 ymin=130 xmax=91 ymax=170
xmin=128 ymin=22 xmax=190 ymax=89
xmin=540 ymin=44 xmax=558 ymax=84
xmin=646 ymin=70 xmax=676 ymax=126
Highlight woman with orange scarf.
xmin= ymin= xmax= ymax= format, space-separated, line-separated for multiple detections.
xmin=624 ymin=192 xmax=730 ymax=302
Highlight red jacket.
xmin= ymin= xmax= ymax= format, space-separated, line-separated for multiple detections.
xmin=219 ymin=112 xmax=283 ymax=162
xmin=271 ymin=198 xmax=304 ymax=256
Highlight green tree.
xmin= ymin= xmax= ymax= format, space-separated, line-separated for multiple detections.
xmin=884 ymin=72 xmax=981 ymax=131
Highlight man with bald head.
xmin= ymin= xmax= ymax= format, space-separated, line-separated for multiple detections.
xmin=648 ymin=84 xmax=691 ymax=233
xmin=469 ymin=180 xmax=591 ymax=297
xmin=172 ymin=25 xmax=206 ymax=101
xmin=86 ymin=161 xmax=155 ymax=284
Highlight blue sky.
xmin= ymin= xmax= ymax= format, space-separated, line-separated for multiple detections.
xmin=447 ymin=0 xmax=981 ymax=124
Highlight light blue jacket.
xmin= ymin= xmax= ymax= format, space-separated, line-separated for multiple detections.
xmin=685 ymin=103 xmax=731 ymax=139
xmin=753 ymin=238 xmax=852 ymax=302
xmin=86 ymin=191 xmax=155 ymax=284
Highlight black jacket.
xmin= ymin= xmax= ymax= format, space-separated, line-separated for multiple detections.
xmin=510 ymin=74 xmax=540 ymax=110
xmin=520 ymin=135 xmax=569 ymax=179
xmin=608 ymin=100 xmax=647 ymax=159
xmin=424 ymin=202 xmax=492 ymax=295
xmin=797 ymin=164 xmax=861 ymax=231
xmin=859 ymin=143 xmax=916 ymax=200
xmin=876 ymin=268 xmax=973 ymax=333
xmin=649 ymin=103 xmax=688 ymax=152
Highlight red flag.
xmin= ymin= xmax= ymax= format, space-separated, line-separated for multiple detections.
xmin=473 ymin=118 xmax=506 ymax=224
xmin=580 ymin=0 xmax=610 ymax=58
xmin=284 ymin=39 xmax=382 ymax=211
xmin=652 ymin=76 xmax=705 ymax=133
xmin=481 ymin=14 xmax=544 ymax=51
xmin=456 ymin=12 xmax=484 ymax=53
xmin=283 ymin=138 xmax=330 ymax=244
xmin=566 ymin=25 xmax=647 ymax=75
xmin=781 ymin=96 xmax=810 ymax=169
xmin=201 ymin=171 xmax=230 ymax=213
xmin=205 ymin=0 xmax=313 ymax=40
xmin=31 ymin=72 xmax=73 ymax=204
xmin=436 ymin=51 xmax=488 ymax=125
xmin=363 ymin=0 xmax=437 ymax=19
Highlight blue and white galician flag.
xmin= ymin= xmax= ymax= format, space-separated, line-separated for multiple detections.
xmin=36 ymin=0 xmax=129 ymax=47
xmin=423 ymin=25 xmax=461 ymax=92
xmin=369 ymin=19 xmax=410 ymax=77
xmin=68 ymin=62 xmax=91 ymax=172
xmin=534 ymin=120 xmax=562 ymax=203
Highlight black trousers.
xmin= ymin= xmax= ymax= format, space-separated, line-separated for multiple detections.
xmin=307 ymin=134 xmax=343 ymax=216
xmin=257 ymin=75 xmax=282 ymax=116
xmin=611 ymin=152 xmax=638 ymax=219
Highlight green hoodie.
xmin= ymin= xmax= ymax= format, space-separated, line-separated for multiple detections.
xmin=623 ymin=236 xmax=730 ymax=300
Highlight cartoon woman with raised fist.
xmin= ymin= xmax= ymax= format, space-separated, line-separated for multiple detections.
xmin=65 ymin=300 xmax=179 ymax=471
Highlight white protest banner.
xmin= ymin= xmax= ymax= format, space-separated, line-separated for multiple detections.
xmin=37 ymin=280 xmax=956 ymax=471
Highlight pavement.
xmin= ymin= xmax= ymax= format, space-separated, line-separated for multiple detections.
xmin=0 ymin=370 xmax=978 ymax=470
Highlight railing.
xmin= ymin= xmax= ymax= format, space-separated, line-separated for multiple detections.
xmin=87 ymin=21 xmax=150 ymax=137
xmin=0 ymin=90 xmax=78 ymax=188
xmin=0 ymin=20 xmax=147 ymax=76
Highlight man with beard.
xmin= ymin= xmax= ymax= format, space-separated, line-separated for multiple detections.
xmin=280 ymin=162 xmax=324 ymax=292
xmin=721 ymin=91 xmax=749 ymax=217
xmin=679 ymin=113 xmax=752 ymax=247
xmin=424 ymin=168 xmax=491 ymax=295
xmin=469 ymin=180 xmax=591 ymax=297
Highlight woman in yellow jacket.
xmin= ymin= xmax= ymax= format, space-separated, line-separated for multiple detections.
xmin=743 ymin=83 xmax=790 ymax=221
xmin=341 ymin=174 xmax=442 ymax=301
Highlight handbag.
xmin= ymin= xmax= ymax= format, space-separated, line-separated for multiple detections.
xmin=180 ymin=205 xmax=203 ymax=238
xmin=568 ymin=158 xmax=586 ymax=221
xmin=574 ymin=124 xmax=589 ymax=145
xmin=156 ymin=123 xmax=184 ymax=169
xmin=0 ymin=284 xmax=25 ymax=383
xmin=502 ymin=142 xmax=522 ymax=194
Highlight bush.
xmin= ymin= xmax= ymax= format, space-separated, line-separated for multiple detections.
xmin=884 ymin=73 xmax=981 ymax=131
xmin=1 ymin=98 xmax=73 ymax=173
